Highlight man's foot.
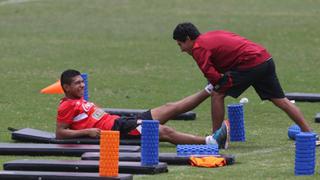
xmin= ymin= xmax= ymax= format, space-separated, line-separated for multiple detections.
xmin=212 ymin=120 xmax=230 ymax=149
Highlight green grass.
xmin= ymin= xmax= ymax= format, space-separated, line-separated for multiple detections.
xmin=1 ymin=0 xmax=320 ymax=179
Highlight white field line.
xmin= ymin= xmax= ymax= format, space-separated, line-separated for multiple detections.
xmin=0 ymin=0 xmax=38 ymax=6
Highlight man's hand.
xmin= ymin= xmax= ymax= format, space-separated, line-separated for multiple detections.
xmin=86 ymin=128 xmax=101 ymax=138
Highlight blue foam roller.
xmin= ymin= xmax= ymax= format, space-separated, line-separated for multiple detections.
xmin=288 ymin=124 xmax=301 ymax=140
xmin=176 ymin=144 xmax=219 ymax=156
xmin=295 ymin=170 xmax=314 ymax=176
xmin=141 ymin=120 xmax=159 ymax=166
xmin=81 ymin=73 xmax=89 ymax=101
xmin=227 ymin=104 xmax=245 ymax=142
xmin=294 ymin=132 xmax=316 ymax=176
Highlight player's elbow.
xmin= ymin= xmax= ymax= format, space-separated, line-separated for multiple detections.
xmin=55 ymin=129 xmax=66 ymax=139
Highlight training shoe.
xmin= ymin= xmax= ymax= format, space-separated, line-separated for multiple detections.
xmin=212 ymin=120 xmax=230 ymax=149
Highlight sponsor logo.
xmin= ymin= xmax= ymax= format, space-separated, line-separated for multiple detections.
xmin=92 ymin=108 xmax=105 ymax=120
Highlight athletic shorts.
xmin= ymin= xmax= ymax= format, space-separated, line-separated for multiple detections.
xmin=111 ymin=110 xmax=153 ymax=139
xmin=224 ymin=58 xmax=285 ymax=100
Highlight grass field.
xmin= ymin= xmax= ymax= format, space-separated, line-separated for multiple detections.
xmin=1 ymin=0 xmax=320 ymax=179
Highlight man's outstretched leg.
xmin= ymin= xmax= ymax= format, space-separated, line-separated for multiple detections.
xmin=271 ymin=98 xmax=312 ymax=132
xmin=159 ymin=124 xmax=229 ymax=149
xmin=150 ymin=89 xmax=210 ymax=124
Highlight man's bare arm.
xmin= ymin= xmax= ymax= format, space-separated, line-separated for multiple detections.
xmin=55 ymin=122 xmax=101 ymax=139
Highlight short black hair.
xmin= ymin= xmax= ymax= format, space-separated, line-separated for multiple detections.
xmin=60 ymin=69 xmax=81 ymax=87
xmin=173 ymin=22 xmax=200 ymax=42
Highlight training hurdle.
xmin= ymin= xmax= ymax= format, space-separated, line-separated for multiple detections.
xmin=81 ymin=152 xmax=236 ymax=165
xmin=0 ymin=171 xmax=133 ymax=180
xmin=3 ymin=160 xmax=168 ymax=175
xmin=0 ymin=143 xmax=139 ymax=156
xmin=103 ymin=108 xmax=196 ymax=120
xmin=10 ymin=127 xmax=141 ymax=145
xmin=285 ymin=92 xmax=320 ymax=102
xmin=315 ymin=113 xmax=320 ymax=123
xmin=2 ymin=123 xmax=168 ymax=176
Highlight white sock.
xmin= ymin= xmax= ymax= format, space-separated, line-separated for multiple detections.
xmin=205 ymin=135 xmax=217 ymax=145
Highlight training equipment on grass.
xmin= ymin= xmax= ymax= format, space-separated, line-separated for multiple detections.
xmin=9 ymin=127 xmax=141 ymax=145
xmin=176 ymin=144 xmax=219 ymax=156
xmin=294 ymin=132 xmax=316 ymax=176
xmin=285 ymin=92 xmax=320 ymax=102
xmin=0 ymin=171 xmax=133 ymax=180
xmin=227 ymin=104 xmax=245 ymax=142
xmin=99 ymin=131 xmax=119 ymax=177
xmin=81 ymin=73 xmax=89 ymax=101
xmin=40 ymin=73 xmax=89 ymax=100
xmin=40 ymin=80 xmax=64 ymax=94
xmin=81 ymin=152 xmax=236 ymax=165
xmin=0 ymin=143 xmax=139 ymax=156
xmin=103 ymin=108 xmax=196 ymax=120
xmin=141 ymin=120 xmax=159 ymax=166
xmin=288 ymin=124 xmax=301 ymax=140
xmin=3 ymin=160 xmax=168 ymax=175
xmin=315 ymin=113 xmax=320 ymax=123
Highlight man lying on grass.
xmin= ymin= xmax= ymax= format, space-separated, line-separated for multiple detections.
xmin=56 ymin=69 xmax=230 ymax=149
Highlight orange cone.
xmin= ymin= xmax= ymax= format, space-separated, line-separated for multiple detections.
xmin=40 ymin=80 xmax=64 ymax=94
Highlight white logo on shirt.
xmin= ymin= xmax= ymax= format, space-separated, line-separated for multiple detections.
xmin=82 ymin=102 xmax=94 ymax=112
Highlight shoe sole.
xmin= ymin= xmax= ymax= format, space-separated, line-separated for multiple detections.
xmin=223 ymin=120 xmax=230 ymax=149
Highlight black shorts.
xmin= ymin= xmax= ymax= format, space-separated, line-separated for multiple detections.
xmin=111 ymin=110 xmax=153 ymax=139
xmin=225 ymin=58 xmax=285 ymax=100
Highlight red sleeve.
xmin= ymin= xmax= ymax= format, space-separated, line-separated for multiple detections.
xmin=192 ymin=47 xmax=233 ymax=93
xmin=57 ymin=102 xmax=76 ymax=125
xmin=192 ymin=47 xmax=222 ymax=84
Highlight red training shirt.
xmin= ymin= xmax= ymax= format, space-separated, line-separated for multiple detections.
xmin=57 ymin=97 xmax=120 ymax=130
xmin=192 ymin=30 xmax=271 ymax=86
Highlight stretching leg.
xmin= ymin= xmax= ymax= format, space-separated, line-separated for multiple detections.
xmin=151 ymin=90 xmax=210 ymax=124
xmin=159 ymin=125 xmax=206 ymax=144
xmin=270 ymin=98 xmax=312 ymax=132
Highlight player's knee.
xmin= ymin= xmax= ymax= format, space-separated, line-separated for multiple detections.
xmin=163 ymin=102 xmax=181 ymax=113
xmin=159 ymin=125 xmax=176 ymax=139
xmin=271 ymin=98 xmax=291 ymax=109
